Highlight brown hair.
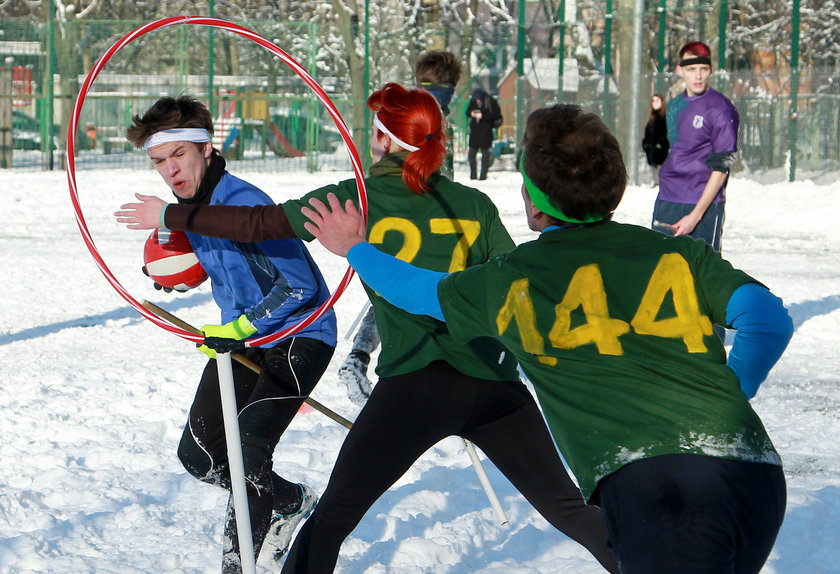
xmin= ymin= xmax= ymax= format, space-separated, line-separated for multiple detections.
xmin=367 ymin=83 xmax=446 ymax=193
xmin=521 ymin=105 xmax=626 ymax=222
xmin=649 ymin=93 xmax=666 ymax=123
xmin=126 ymin=95 xmax=214 ymax=149
xmin=414 ymin=51 xmax=462 ymax=87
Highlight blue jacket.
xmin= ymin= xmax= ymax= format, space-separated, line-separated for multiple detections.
xmin=187 ymin=172 xmax=336 ymax=348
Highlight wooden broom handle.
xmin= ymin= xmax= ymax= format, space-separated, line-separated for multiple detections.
xmin=141 ymin=300 xmax=353 ymax=429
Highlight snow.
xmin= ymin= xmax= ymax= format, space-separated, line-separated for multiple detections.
xmin=1 ymin=164 xmax=838 ymax=573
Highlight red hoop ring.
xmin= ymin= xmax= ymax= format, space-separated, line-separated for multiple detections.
xmin=67 ymin=16 xmax=368 ymax=346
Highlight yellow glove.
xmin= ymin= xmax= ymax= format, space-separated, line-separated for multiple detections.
xmin=198 ymin=315 xmax=257 ymax=359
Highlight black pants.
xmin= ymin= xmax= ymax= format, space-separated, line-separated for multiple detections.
xmin=281 ymin=360 xmax=618 ymax=574
xmin=177 ymin=337 xmax=334 ymax=560
xmin=596 ymin=454 xmax=786 ymax=574
xmin=468 ymin=146 xmax=492 ymax=179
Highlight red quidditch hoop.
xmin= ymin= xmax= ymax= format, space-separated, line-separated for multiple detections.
xmin=67 ymin=16 xmax=368 ymax=347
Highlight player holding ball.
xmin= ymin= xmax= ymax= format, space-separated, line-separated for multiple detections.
xmin=124 ymin=95 xmax=337 ymax=573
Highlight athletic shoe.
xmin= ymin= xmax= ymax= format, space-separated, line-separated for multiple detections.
xmin=338 ymin=352 xmax=373 ymax=405
xmin=263 ymin=483 xmax=318 ymax=563
xmin=221 ymin=550 xmax=241 ymax=574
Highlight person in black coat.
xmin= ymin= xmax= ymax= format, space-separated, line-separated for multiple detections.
xmin=642 ymin=94 xmax=669 ymax=186
xmin=466 ymin=88 xmax=502 ymax=180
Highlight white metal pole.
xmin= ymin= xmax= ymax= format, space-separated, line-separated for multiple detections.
xmin=216 ymin=352 xmax=257 ymax=574
xmin=463 ymin=439 xmax=509 ymax=525
xmin=343 ymin=300 xmax=372 ymax=340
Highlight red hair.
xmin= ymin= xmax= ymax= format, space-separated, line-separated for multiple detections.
xmin=367 ymin=83 xmax=446 ymax=193
xmin=680 ymin=41 xmax=712 ymax=63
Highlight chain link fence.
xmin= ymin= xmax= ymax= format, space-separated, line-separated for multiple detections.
xmin=1 ymin=16 xmax=838 ymax=184
xmin=1 ymin=18 xmax=359 ymax=173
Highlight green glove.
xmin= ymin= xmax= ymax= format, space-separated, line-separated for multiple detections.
xmin=198 ymin=314 xmax=257 ymax=359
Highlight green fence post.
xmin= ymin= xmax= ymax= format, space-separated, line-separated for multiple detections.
xmin=42 ymin=0 xmax=55 ymax=170
xmin=556 ymin=0 xmax=566 ymax=103
xmin=717 ymin=0 xmax=727 ymax=93
xmin=788 ymin=0 xmax=800 ymax=181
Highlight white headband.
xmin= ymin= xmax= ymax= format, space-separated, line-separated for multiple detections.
xmin=143 ymin=128 xmax=212 ymax=151
xmin=373 ymin=112 xmax=420 ymax=152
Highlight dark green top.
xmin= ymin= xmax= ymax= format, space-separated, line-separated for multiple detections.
xmin=438 ymin=221 xmax=781 ymax=500
xmin=285 ymin=153 xmax=519 ymax=380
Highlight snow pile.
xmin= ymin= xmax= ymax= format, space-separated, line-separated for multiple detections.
xmin=0 ymin=167 xmax=838 ymax=573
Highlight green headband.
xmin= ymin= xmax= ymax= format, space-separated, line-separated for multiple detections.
xmin=520 ymin=154 xmax=606 ymax=224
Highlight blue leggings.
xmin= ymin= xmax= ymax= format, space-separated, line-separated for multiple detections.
xmin=596 ymin=454 xmax=786 ymax=574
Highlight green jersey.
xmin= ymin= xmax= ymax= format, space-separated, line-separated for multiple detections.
xmin=284 ymin=153 xmax=518 ymax=380
xmin=438 ymin=221 xmax=781 ymax=500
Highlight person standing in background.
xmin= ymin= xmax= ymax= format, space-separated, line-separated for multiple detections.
xmin=641 ymin=94 xmax=669 ymax=187
xmin=415 ymin=50 xmax=462 ymax=179
xmin=652 ymin=41 xmax=739 ymax=252
xmin=466 ymin=88 xmax=502 ymax=180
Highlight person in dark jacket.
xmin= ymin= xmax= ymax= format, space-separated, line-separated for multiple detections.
xmin=466 ymin=88 xmax=502 ymax=180
xmin=641 ymin=93 xmax=669 ymax=186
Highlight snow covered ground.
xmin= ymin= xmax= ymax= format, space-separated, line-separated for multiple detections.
xmin=1 ymin=164 xmax=838 ymax=573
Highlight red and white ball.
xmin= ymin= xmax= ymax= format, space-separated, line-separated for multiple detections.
xmin=143 ymin=229 xmax=208 ymax=292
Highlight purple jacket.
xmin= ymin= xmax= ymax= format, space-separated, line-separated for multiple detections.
xmin=657 ymin=88 xmax=739 ymax=204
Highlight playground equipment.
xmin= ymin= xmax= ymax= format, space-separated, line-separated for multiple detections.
xmin=214 ymin=91 xmax=341 ymax=159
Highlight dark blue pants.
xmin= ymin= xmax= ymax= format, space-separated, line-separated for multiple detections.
xmin=652 ymin=199 xmax=725 ymax=252
xmin=596 ymin=454 xmax=786 ymax=574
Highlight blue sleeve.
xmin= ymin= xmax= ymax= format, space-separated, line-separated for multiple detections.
xmin=347 ymin=242 xmax=447 ymax=321
xmin=726 ymin=282 xmax=793 ymax=399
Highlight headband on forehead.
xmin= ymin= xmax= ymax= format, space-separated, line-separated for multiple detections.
xmin=143 ymin=128 xmax=212 ymax=151
xmin=679 ymin=56 xmax=712 ymax=67
xmin=520 ymin=153 xmax=605 ymax=224
xmin=373 ymin=112 xmax=420 ymax=153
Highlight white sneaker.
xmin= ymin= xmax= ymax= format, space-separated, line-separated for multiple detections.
xmin=262 ymin=483 xmax=318 ymax=563
xmin=338 ymin=354 xmax=373 ymax=405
